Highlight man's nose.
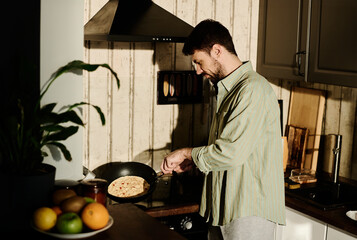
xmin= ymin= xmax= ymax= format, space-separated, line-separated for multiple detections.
xmin=195 ymin=64 xmax=203 ymax=75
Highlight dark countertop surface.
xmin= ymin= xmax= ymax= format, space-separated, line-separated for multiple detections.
xmin=145 ymin=202 xmax=200 ymax=218
xmin=284 ymin=176 xmax=357 ymax=237
xmin=91 ymin=203 xmax=187 ymax=240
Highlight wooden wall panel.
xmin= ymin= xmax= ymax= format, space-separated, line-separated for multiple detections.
xmin=324 ymin=85 xmax=342 ymax=134
xmin=215 ymin=0 xmax=234 ymax=31
xmin=83 ymin=0 xmax=92 ymax=169
xmin=338 ymin=87 xmax=356 ymax=177
xmin=233 ymin=0 xmax=251 ymax=61
xmin=196 ymin=0 xmax=214 ymax=22
xmin=152 ymin=42 xmax=176 ymax=170
xmin=194 ymin=0 xmax=216 ymax=150
xmin=172 ymin=1 xmax=196 ymax=151
xmin=83 ymin=0 xmax=357 ymax=179
xmin=111 ymin=42 xmax=132 ymax=163
xmin=86 ymin=41 xmax=111 ymax=170
xmin=132 ymin=43 xmax=155 ymax=165
xmin=176 ymin=0 xmax=196 ymax=25
xmin=150 ymin=1 xmax=177 ymax=168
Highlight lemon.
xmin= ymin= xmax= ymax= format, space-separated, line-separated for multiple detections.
xmin=33 ymin=207 xmax=57 ymax=231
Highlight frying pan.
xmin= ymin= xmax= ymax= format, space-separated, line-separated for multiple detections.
xmin=92 ymin=162 xmax=163 ymax=203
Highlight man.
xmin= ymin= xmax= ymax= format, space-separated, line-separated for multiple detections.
xmin=161 ymin=19 xmax=285 ymax=240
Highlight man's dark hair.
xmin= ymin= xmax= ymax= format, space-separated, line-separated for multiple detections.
xmin=182 ymin=19 xmax=237 ymax=56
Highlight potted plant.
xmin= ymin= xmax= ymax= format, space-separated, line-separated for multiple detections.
xmin=0 ymin=60 xmax=119 ymax=231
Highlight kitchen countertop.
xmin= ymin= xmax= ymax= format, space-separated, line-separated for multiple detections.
xmin=90 ymin=204 xmax=186 ymax=240
xmin=145 ymin=202 xmax=200 ymax=218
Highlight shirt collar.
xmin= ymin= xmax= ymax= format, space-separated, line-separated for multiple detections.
xmin=217 ymin=61 xmax=253 ymax=92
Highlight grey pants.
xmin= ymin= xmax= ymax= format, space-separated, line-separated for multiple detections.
xmin=208 ymin=216 xmax=276 ymax=240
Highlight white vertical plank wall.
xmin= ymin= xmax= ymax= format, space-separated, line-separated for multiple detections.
xmin=83 ymin=0 xmax=357 ymax=179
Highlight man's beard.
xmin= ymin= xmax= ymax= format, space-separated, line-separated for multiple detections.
xmin=206 ymin=61 xmax=225 ymax=85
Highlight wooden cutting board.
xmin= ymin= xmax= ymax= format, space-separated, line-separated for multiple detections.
xmin=286 ymin=125 xmax=309 ymax=170
xmin=287 ymin=87 xmax=326 ymax=171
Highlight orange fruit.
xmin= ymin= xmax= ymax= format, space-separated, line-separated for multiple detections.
xmin=81 ymin=202 xmax=109 ymax=230
xmin=51 ymin=206 xmax=62 ymax=216
xmin=33 ymin=207 xmax=57 ymax=231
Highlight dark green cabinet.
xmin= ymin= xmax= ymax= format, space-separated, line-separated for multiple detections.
xmin=257 ymin=0 xmax=357 ymax=88
xmin=308 ymin=0 xmax=357 ymax=87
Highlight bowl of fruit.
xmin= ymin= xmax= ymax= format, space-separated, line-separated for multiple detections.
xmin=31 ymin=188 xmax=113 ymax=239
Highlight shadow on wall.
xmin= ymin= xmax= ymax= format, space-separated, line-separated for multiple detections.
xmin=133 ymin=89 xmax=213 ymax=172
xmin=86 ymin=41 xmax=214 ymax=172
xmin=132 ymin=45 xmax=214 ymax=172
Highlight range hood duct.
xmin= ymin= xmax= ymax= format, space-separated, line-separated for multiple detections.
xmin=84 ymin=0 xmax=194 ymax=42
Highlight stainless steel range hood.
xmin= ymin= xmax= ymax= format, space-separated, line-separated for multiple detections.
xmin=84 ymin=0 xmax=194 ymax=42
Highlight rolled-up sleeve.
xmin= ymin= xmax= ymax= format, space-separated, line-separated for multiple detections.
xmin=191 ymin=146 xmax=209 ymax=173
xmin=192 ymin=77 xmax=270 ymax=174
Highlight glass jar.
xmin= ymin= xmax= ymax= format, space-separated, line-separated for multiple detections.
xmin=54 ymin=179 xmax=80 ymax=193
xmin=80 ymin=178 xmax=108 ymax=207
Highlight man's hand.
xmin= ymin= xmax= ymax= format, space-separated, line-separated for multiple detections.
xmin=161 ymin=148 xmax=194 ymax=174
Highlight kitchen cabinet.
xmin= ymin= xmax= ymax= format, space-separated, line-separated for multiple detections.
xmin=308 ymin=0 xmax=357 ymax=87
xmin=277 ymin=207 xmax=357 ymax=240
xmin=327 ymin=226 xmax=357 ymax=240
xmin=278 ymin=207 xmax=327 ymax=240
xmin=257 ymin=0 xmax=357 ymax=88
xmin=257 ymin=0 xmax=308 ymax=81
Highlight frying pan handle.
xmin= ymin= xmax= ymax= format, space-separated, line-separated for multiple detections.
xmin=156 ymin=171 xmax=164 ymax=178
xmin=156 ymin=171 xmax=173 ymax=180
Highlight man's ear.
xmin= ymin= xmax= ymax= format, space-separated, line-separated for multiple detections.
xmin=210 ymin=44 xmax=222 ymax=60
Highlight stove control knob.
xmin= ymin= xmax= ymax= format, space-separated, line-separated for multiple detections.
xmin=180 ymin=216 xmax=193 ymax=230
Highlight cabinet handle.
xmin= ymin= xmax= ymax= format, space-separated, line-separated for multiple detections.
xmin=295 ymin=51 xmax=306 ymax=76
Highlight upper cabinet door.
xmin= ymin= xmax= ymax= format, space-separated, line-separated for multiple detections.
xmin=308 ymin=0 xmax=357 ymax=87
xmin=257 ymin=0 xmax=309 ymax=81
xmin=257 ymin=0 xmax=357 ymax=88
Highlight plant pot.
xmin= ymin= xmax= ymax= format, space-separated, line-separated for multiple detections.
xmin=0 ymin=163 xmax=56 ymax=232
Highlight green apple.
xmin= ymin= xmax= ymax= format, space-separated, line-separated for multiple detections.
xmin=56 ymin=212 xmax=83 ymax=234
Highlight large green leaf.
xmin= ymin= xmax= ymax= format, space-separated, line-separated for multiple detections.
xmin=1 ymin=60 xmax=120 ymax=174
xmin=40 ymin=103 xmax=57 ymax=114
xmin=40 ymin=124 xmax=66 ymax=133
xmin=40 ymin=60 xmax=120 ymax=103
